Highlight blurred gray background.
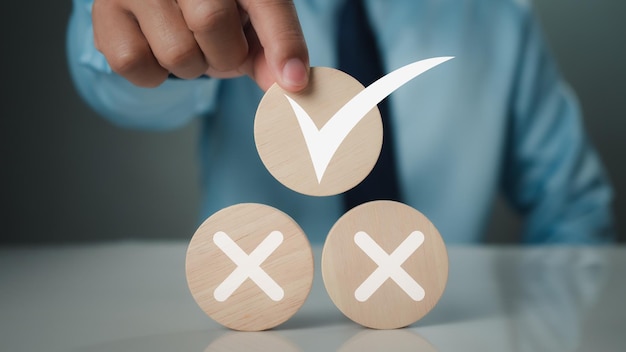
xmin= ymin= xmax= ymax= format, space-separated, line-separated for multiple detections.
xmin=2 ymin=0 xmax=624 ymax=244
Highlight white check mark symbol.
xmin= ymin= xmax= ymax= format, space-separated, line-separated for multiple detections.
xmin=286 ymin=56 xmax=454 ymax=183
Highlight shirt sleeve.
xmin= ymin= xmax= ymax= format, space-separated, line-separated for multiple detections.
xmin=502 ymin=7 xmax=615 ymax=243
xmin=66 ymin=0 xmax=220 ymax=130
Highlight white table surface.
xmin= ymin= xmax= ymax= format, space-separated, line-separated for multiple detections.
xmin=1 ymin=243 xmax=624 ymax=352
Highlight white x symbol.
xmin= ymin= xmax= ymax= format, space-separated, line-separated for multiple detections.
xmin=354 ymin=231 xmax=425 ymax=302
xmin=213 ymin=231 xmax=284 ymax=302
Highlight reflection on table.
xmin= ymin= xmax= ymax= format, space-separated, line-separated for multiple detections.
xmin=0 ymin=244 xmax=622 ymax=352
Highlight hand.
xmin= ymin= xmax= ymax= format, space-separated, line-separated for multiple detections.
xmin=92 ymin=0 xmax=309 ymax=92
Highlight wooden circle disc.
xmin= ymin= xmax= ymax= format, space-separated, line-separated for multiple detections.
xmin=254 ymin=67 xmax=383 ymax=196
xmin=186 ymin=203 xmax=314 ymax=331
xmin=321 ymin=200 xmax=448 ymax=329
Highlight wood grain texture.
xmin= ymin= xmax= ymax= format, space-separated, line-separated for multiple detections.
xmin=322 ymin=200 xmax=448 ymax=329
xmin=254 ymin=67 xmax=383 ymax=196
xmin=186 ymin=203 xmax=314 ymax=331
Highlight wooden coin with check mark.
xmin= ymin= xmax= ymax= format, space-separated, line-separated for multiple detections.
xmin=254 ymin=58 xmax=453 ymax=196
xmin=254 ymin=67 xmax=383 ymax=196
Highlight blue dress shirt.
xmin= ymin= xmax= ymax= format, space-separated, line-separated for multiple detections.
xmin=67 ymin=0 xmax=615 ymax=243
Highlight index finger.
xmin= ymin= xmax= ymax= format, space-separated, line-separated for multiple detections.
xmin=241 ymin=0 xmax=309 ymax=92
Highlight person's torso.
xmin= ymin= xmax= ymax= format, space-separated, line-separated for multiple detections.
xmin=199 ymin=0 xmax=528 ymax=243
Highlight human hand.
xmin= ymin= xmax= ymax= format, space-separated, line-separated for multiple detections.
xmin=92 ymin=0 xmax=309 ymax=92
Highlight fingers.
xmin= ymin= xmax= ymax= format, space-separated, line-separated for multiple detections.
xmin=243 ymin=0 xmax=309 ymax=91
xmin=178 ymin=0 xmax=249 ymax=72
xmin=93 ymin=1 xmax=168 ymax=87
xmin=130 ymin=0 xmax=208 ymax=79
xmin=92 ymin=0 xmax=310 ymax=91
xmin=93 ymin=0 xmax=208 ymax=87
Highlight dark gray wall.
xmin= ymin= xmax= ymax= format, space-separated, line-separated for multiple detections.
xmin=2 ymin=1 xmax=201 ymax=243
xmin=2 ymin=1 xmax=624 ymax=244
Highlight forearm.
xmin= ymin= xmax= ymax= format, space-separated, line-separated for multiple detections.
xmin=503 ymin=8 xmax=615 ymax=243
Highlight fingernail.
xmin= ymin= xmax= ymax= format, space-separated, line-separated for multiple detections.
xmin=282 ymin=58 xmax=309 ymax=90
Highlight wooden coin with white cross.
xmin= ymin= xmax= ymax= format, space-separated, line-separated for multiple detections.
xmin=322 ymin=200 xmax=448 ymax=329
xmin=254 ymin=67 xmax=383 ymax=196
xmin=186 ymin=203 xmax=314 ymax=331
